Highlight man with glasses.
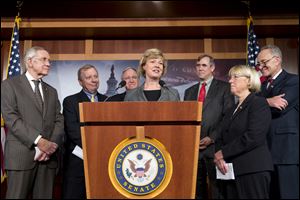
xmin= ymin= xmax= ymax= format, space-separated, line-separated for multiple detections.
xmin=107 ymin=67 xmax=139 ymax=101
xmin=257 ymin=44 xmax=299 ymax=199
xmin=1 ymin=46 xmax=64 ymax=198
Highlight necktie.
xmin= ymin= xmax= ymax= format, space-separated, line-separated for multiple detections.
xmin=91 ymin=94 xmax=95 ymax=102
xmin=198 ymin=82 xmax=206 ymax=102
xmin=267 ymin=78 xmax=274 ymax=90
xmin=32 ymin=80 xmax=44 ymax=111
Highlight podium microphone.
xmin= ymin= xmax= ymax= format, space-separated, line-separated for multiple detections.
xmin=159 ymin=80 xmax=166 ymax=87
xmin=104 ymin=80 xmax=127 ymax=102
xmin=159 ymin=80 xmax=178 ymax=99
xmin=115 ymin=80 xmax=126 ymax=91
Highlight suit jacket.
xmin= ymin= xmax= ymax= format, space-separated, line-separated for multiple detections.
xmin=260 ymin=70 xmax=299 ymax=164
xmin=124 ymin=83 xmax=180 ymax=101
xmin=1 ymin=74 xmax=64 ymax=170
xmin=184 ymin=78 xmax=235 ymax=159
xmin=216 ymin=93 xmax=273 ymax=176
xmin=107 ymin=92 xmax=126 ymax=101
xmin=62 ymin=90 xmax=107 ymax=176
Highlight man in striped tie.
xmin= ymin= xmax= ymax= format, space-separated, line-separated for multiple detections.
xmin=1 ymin=46 xmax=64 ymax=199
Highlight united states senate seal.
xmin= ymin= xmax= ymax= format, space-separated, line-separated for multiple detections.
xmin=108 ymin=137 xmax=173 ymax=198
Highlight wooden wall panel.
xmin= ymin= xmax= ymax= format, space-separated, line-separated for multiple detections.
xmin=1 ymin=38 xmax=298 ymax=78
xmin=32 ymin=40 xmax=85 ymax=54
xmin=212 ymin=39 xmax=266 ymax=52
xmin=93 ymin=39 xmax=204 ymax=53
xmin=274 ymin=38 xmax=299 ymax=74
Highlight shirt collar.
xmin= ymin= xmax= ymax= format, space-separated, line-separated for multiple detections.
xmin=83 ymin=89 xmax=97 ymax=98
xmin=200 ymin=76 xmax=213 ymax=86
xmin=25 ymin=71 xmax=41 ymax=82
xmin=272 ymin=69 xmax=283 ymax=80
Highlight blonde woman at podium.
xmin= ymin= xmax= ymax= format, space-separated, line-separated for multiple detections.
xmin=124 ymin=48 xmax=180 ymax=101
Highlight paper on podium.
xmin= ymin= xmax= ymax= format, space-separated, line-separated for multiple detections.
xmin=72 ymin=145 xmax=83 ymax=160
xmin=216 ymin=163 xmax=235 ymax=180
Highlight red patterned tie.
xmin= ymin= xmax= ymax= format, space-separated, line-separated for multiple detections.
xmin=267 ymin=78 xmax=273 ymax=90
xmin=198 ymin=82 xmax=206 ymax=102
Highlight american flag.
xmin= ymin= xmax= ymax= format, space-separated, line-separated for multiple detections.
xmin=247 ymin=16 xmax=260 ymax=67
xmin=246 ymin=16 xmax=266 ymax=82
xmin=6 ymin=16 xmax=21 ymax=77
xmin=1 ymin=16 xmax=21 ymax=183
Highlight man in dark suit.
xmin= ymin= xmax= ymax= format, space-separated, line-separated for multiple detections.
xmin=107 ymin=67 xmax=139 ymax=101
xmin=257 ymin=44 xmax=299 ymax=199
xmin=1 ymin=46 xmax=64 ymax=199
xmin=184 ymin=55 xmax=235 ymax=199
xmin=62 ymin=64 xmax=107 ymax=199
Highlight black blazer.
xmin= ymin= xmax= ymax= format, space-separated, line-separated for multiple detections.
xmin=62 ymin=90 xmax=107 ymax=175
xmin=216 ymin=93 xmax=273 ymax=176
xmin=184 ymin=78 xmax=235 ymax=158
xmin=260 ymin=70 xmax=299 ymax=165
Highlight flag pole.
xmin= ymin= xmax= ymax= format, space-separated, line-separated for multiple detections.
xmin=242 ymin=0 xmax=252 ymax=65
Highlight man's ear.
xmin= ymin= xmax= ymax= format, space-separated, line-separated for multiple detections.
xmin=79 ymin=80 xmax=83 ymax=87
xmin=211 ymin=65 xmax=216 ymax=72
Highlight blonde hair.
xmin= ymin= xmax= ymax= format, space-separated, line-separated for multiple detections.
xmin=229 ymin=65 xmax=261 ymax=93
xmin=138 ymin=48 xmax=167 ymax=78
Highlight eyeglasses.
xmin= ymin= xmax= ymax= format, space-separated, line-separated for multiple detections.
xmin=32 ymin=57 xmax=51 ymax=65
xmin=123 ymin=76 xmax=138 ymax=81
xmin=228 ymin=75 xmax=250 ymax=80
xmin=256 ymin=56 xmax=276 ymax=68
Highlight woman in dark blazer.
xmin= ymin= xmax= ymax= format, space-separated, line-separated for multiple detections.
xmin=214 ymin=65 xmax=273 ymax=199
xmin=124 ymin=48 xmax=180 ymax=101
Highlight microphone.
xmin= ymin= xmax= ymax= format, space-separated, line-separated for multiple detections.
xmin=159 ymin=80 xmax=180 ymax=100
xmin=159 ymin=80 xmax=166 ymax=87
xmin=115 ymin=80 xmax=126 ymax=91
xmin=103 ymin=80 xmax=126 ymax=102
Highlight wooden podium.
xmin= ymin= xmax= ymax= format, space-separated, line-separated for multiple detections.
xmin=79 ymin=101 xmax=202 ymax=199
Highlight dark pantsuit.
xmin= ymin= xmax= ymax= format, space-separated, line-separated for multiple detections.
xmin=223 ymin=171 xmax=271 ymax=199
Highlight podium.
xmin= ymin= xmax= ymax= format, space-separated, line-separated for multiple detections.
xmin=79 ymin=101 xmax=202 ymax=199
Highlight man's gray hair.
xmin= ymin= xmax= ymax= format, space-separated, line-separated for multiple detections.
xmin=260 ymin=44 xmax=282 ymax=59
xmin=24 ymin=46 xmax=47 ymax=69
